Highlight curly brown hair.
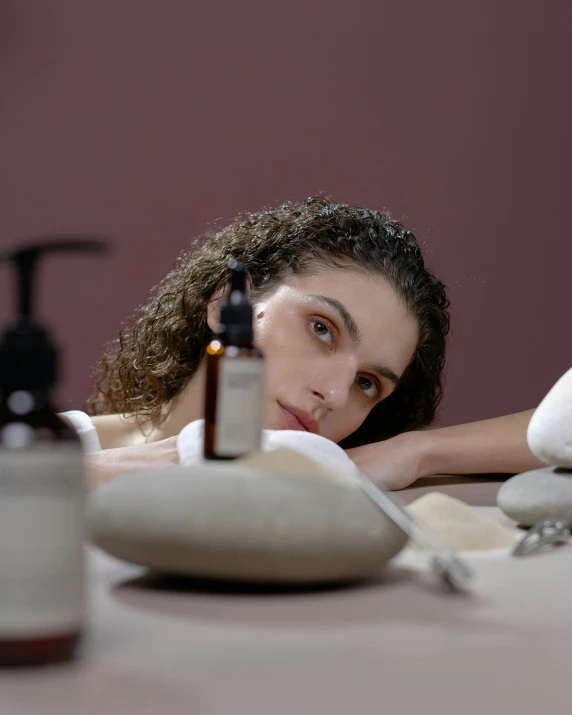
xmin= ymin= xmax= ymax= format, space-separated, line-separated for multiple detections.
xmin=84 ymin=197 xmax=450 ymax=448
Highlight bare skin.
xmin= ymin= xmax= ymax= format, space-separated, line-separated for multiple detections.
xmin=83 ymin=437 xmax=180 ymax=492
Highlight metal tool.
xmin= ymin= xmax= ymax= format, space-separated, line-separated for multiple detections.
xmin=355 ymin=471 xmax=474 ymax=592
xmin=513 ymin=518 xmax=572 ymax=557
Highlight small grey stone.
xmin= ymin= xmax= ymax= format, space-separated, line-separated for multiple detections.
xmin=497 ymin=466 xmax=572 ymax=526
xmin=527 ymin=366 xmax=572 ymax=468
xmin=87 ymin=464 xmax=408 ymax=585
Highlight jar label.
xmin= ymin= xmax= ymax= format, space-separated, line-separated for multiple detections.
xmin=0 ymin=447 xmax=85 ymax=636
xmin=214 ymin=358 xmax=264 ymax=456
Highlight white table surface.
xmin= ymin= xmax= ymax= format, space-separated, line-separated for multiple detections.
xmin=2 ymin=476 xmax=571 ymax=715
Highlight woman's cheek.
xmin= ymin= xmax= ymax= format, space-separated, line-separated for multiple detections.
xmin=337 ymin=399 xmax=372 ymax=442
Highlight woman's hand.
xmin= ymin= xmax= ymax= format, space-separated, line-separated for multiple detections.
xmin=345 ymin=432 xmax=431 ymax=491
xmin=345 ymin=409 xmax=545 ymax=490
xmin=84 ymin=437 xmax=180 ymax=491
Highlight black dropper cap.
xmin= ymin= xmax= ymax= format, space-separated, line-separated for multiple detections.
xmin=0 ymin=237 xmax=109 ymax=396
xmin=217 ymin=260 xmax=253 ymax=343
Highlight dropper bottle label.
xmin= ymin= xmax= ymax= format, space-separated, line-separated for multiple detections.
xmin=214 ymin=346 xmax=264 ymax=456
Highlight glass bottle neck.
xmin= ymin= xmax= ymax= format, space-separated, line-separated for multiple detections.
xmin=218 ymin=328 xmax=254 ymax=347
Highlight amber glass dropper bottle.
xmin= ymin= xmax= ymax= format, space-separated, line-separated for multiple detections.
xmin=203 ymin=260 xmax=264 ymax=460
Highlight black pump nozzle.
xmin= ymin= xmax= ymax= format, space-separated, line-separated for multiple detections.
xmin=1 ymin=238 xmax=109 ymax=320
xmin=218 ymin=260 xmax=253 ymax=342
xmin=0 ymin=236 xmax=110 ymax=395
xmin=228 ymin=258 xmax=247 ymax=294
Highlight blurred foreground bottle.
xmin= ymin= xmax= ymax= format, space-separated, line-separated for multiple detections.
xmin=0 ymin=238 xmax=107 ymax=666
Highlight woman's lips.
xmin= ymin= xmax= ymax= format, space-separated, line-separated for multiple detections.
xmin=277 ymin=402 xmax=319 ymax=434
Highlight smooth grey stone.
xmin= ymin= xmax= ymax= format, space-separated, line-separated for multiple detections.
xmin=527 ymin=366 xmax=572 ymax=468
xmin=497 ymin=466 xmax=572 ymax=526
xmin=87 ymin=464 xmax=408 ymax=585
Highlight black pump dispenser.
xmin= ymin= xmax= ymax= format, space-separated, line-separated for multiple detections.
xmin=218 ymin=260 xmax=253 ymax=343
xmin=0 ymin=238 xmax=108 ymax=397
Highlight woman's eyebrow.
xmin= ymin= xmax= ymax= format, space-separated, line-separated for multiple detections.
xmin=309 ymin=293 xmax=400 ymax=387
xmin=310 ymin=294 xmax=362 ymax=344
xmin=371 ymin=364 xmax=400 ymax=387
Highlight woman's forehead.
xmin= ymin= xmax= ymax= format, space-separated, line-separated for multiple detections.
xmin=282 ymin=267 xmax=399 ymax=309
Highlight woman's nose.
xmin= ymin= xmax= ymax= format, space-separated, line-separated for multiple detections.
xmin=306 ymin=356 xmax=356 ymax=410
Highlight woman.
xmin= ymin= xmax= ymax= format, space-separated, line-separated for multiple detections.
xmin=73 ymin=197 xmax=543 ymax=489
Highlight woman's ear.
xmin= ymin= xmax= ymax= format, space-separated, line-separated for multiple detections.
xmin=206 ymin=273 xmax=256 ymax=332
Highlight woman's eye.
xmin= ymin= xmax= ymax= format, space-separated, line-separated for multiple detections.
xmin=356 ymin=376 xmax=380 ymax=400
xmin=310 ymin=320 xmax=334 ymax=345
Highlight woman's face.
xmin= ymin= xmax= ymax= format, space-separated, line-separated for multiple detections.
xmin=247 ymin=266 xmax=419 ymax=443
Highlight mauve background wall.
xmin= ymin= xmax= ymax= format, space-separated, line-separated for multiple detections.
xmin=1 ymin=1 xmax=571 ymax=427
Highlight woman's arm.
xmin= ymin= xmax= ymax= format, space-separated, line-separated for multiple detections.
xmin=346 ymin=409 xmax=545 ymax=490
xmin=84 ymin=437 xmax=179 ymax=491
xmin=421 ymin=408 xmax=545 ymax=476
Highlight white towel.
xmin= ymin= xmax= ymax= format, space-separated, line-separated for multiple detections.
xmin=59 ymin=410 xmax=103 ymax=453
xmin=176 ymin=419 xmax=359 ymax=477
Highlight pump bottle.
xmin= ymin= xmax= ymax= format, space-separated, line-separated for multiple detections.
xmin=203 ymin=260 xmax=264 ymax=460
xmin=0 ymin=237 xmax=107 ymax=667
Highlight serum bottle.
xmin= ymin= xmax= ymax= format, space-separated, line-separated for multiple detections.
xmin=0 ymin=238 xmax=107 ymax=667
xmin=203 ymin=260 xmax=264 ymax=460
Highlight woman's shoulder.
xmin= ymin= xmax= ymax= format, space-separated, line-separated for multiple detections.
xmin=89 ymin=413 xmax=147 ymax=450
xmin=59 ymin=411 xmax=144 ymax=451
